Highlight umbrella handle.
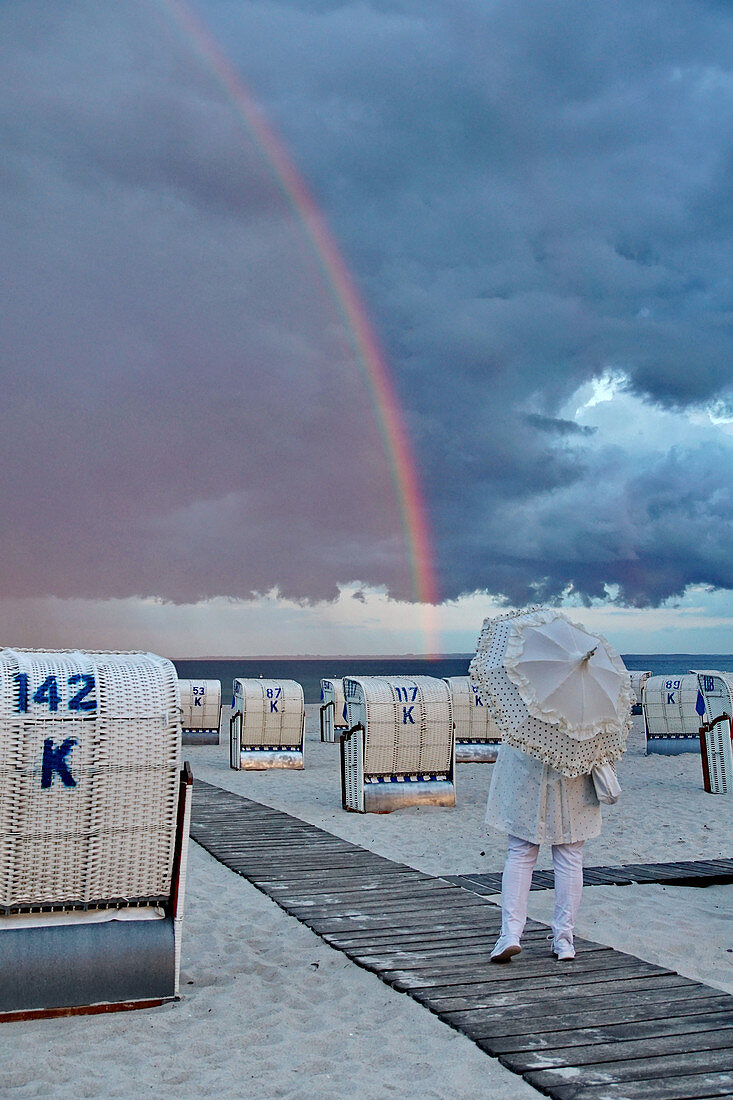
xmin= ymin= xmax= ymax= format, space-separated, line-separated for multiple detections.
xmin=582 ymin=647 xmax=598 ymax=663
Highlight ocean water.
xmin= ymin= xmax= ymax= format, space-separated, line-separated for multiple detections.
xmin=171 ymin=654 xmax=733 ymax=705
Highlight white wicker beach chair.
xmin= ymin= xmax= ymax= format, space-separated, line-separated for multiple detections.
xmin=444 ymin=676 xmax=502 ymax=762
xmin=642 ymin=672 xmax=733 ymax=754
xmin=0 ymin=648 xmax=192 ymax=1020
xmin=319 ymin=678 xmax=348 ymax=743
xmin=340 ymin=676 xmax=455 ymax=813
xmin=628 ymin=670 xmax=652 ymax=714
xmin=179 ymin=678 xmax=222 ymax=745
xmin=699 ymin=714 xmax=733 ymax=794
xmin=230 ymin=678 xmax=305 ymax=770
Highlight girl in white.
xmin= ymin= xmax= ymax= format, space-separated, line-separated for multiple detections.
xmin=487 ymin=742 xmax=602 ymax=962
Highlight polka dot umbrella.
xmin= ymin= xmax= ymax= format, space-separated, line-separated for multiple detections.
xmin=469 ymin=608 xmax=633 ymax=777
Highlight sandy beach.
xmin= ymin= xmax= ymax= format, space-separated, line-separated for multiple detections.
xmin=204 ymin=708 xmax=733 ymax=877
xmin=0 ymin=845 xmax=536 ymax=1099
xmin=190 ymin=707 xmax=733 ymax=996
xmin=1 ymin=708 xmax=731 ymax=1098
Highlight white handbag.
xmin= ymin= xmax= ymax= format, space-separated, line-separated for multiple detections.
xmin=591 ymin=762 xmax=621 ymax=805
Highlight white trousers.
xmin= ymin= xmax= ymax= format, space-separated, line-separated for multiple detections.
xmin=501 ymin=834 xmax=584 ymax=944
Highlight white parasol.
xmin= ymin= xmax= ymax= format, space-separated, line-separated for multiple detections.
xmin=469 ymin=607 xmax=633 ymax=777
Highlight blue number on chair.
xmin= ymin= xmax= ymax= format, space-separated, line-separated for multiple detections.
xmin=14 ymin=673 xmax=29 ymax=713
xmin=68 ymin=673 xmax=97 ymax=712
xmin=33 ymin=675 xmax=61 ymax=712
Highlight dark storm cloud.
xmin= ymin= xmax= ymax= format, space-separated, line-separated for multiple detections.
xmin=523 ymin=415 xmax=596 ymax=437
xmin=449 ymin=441 xmax=733 ymax=608
xmin=0 ymin=1 xmax=414 ymax=605
xmin=2 ymin=0 xmax=732 ymax=611
xmin=222 ymin=0 xmax=733 ymax=604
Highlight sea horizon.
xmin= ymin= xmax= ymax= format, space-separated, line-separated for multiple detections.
xmin=168 ymin=650 xmax=733 ymax=661
xmin=171 ymin=652 xmax=733 ymax=704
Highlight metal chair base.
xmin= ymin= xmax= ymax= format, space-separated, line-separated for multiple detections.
xmin=361 ymin=779 xmax=456 ymax=813
xmin=455 ymin=741 xmax=500 ymax=763
xmin=239 ymin=748 xmax=304 ymax=770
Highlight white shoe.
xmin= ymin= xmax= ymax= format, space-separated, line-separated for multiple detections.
xmin=550 ymin=935 xmax=575 ymax=961
xmin=490 ymin=935 xmax=522 ymax=963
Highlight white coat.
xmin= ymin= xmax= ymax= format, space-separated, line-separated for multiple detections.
xmin=486 ymin=744 xmax=602 ymax=845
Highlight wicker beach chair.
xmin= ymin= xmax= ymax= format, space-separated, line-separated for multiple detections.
xmin=444 ymin=675 xmax=502 ymax=762
xmin=179 ymin=678 xmax=222 ymax=745
xmin=319 ymin=678 xmax=348 ymax=743
xmin=340 ymin=676 xmax=455 ymax=812
xmin=642 ymin=672 xmax=733 ymax=754
xmin=628 ymin=669 xmax=652 ymax=714
xmin=699 ymin=714 xmax=733 ymax=794
xmin=0 ymin=648 xmax=192 ymax=1020
xmin=230 ymin=678 xmax=305 ymax=770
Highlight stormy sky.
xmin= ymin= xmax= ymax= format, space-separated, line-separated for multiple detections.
xmin=2 ymin=0 xmax=732 ymax=653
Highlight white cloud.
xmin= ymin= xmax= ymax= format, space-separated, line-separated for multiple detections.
xmin=0 ymin=583 xmax=730 ymax=657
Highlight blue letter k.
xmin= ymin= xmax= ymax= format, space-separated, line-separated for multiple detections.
xmin=41 ymin=738 xmax=78 ymax=788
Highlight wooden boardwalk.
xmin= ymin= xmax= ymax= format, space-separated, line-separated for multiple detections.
xmin=445 ymin=858 xmax=733 ymax=897
xmin=190 ymin=780 xmax=733 ymax=1099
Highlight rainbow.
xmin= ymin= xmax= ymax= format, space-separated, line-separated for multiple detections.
xmin=156 ymin=0 xmax=440 ymax=653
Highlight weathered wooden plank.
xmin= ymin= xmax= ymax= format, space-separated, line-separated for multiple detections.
xmin=388 ymin=971 xmax=670 ymax=1002
xmin=282 ymin=893 xmax=494 ymax=918
xmin=226 ymin=867 xmax=413 ymax=882
xmin=194 ymin=821 xmax=333 ymax=837
xmin=251 ymin=872 xmax=425 ymax=891
xmin=408 ymin=971 xmax=693 ymax=1009
xmin=385 ymin=961 xmax=664 ymax=993
xmin=504 ymin=1025 xmax=733 ymax=1072
xmin=445 ymin=992 xmax=732 ymax=1039
xmin=546 ymin=1069 xmax=733 ymax=1099
xmin=675 ymin=859 xmax=725 ymax=874
xmin=443 ymin=881 xmax=500 ymax=896
xmin=700 ymin=859 xmax=733 ymax=873
xmin=339 ymin=931 xmax=613 ymax=955
xmin=346 ymin=945 xmax=627 ymax=974
xmin=202 ymin=831 xmax=314 ymax=847
xmin=306 ymin=911 xmax=500 ymax=936
xmin=207 ymin=852 xmax=388 ymax=871
xmin=223 ymin=847 xmax=407 ymax=862
xmin=488 ymin=1008 xmax=733 ymax=1054
xmin=525 ymin=1046 xmax=733 ymax=1091
xmin=448 ymin=857 xmax=733 ymax=895
xmin=241 ymin=872 xmax=443 ymax=893
xmin=198 ymin=849 xmax=357 ymax=863
xmin=264 ymin=876 xmax=464 ymax=899
xmin=322 ymin=925 xmax=577 ymax=954
xmin=191 ymin=837 xmax=339 ymax=854
xmin=338 ymin=924 xmax=598 ymax=950
xmin=275 ymin=892 xmax=476 ymax=916
xmin=322 ymin=927 xmax=507 ymax=952
xmin=258 ymin=874 xmax=432 ymax=895
xmin=209 ymin=845 xmax=400 ymax=860
xmin=441 ymin=873 xmax=499 ymax=887
xmin=192 ymin=833 xmax=351 ymax=849
xmin=580 ymin=869 xmax=625 ymax=885
xmin=195 ymin=824 xmax=353 ymax=838
xmin=439 ymin=978 xmax=715 ymax=1019
xmin=623 ymin=862 xmax=685 ymax=881
xmin=629 ymin=862 xmax=690 ymax=879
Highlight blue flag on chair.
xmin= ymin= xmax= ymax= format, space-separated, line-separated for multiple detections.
xmin=696 ymin=690 xmax=706 ymax=717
